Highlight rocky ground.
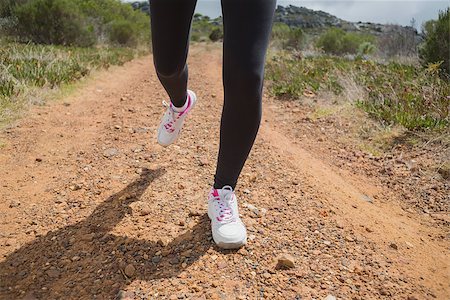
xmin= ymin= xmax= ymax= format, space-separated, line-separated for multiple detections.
xmin=0 ymin=45 xmax=448 ymax=299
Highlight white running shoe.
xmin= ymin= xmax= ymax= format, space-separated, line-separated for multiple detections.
xmin=157 ymin=90 xmax=197 ymax=147
xmin=208 ymin=186 xmax=247 ymax=249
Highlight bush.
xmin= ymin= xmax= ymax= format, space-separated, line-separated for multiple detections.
xmin=271 ymin=23 xmax=305 ymax=50
xmin=0 ymin=42 xmax=139 ymax=99
xmin=4 ymin=0 xmax=150 ymax=47
xmin=209 ymin=27 xmax=223 ymax=42
xmin=357 ymin=42 xmax=377 ymax=57
xmin=13 ymin=0 xmax=96 ymax=47
xmin=191 ymin=13 xmax=220 ymax=42
xmin=419 ymin=8 xmax=450 ymax=76
xmin=316 ymin=28 xmax=375 ymax=55
xmin=266 ymin=54 xmax=450 ymax=130
xmin=109 ymin=20 xmax=136 ymax=46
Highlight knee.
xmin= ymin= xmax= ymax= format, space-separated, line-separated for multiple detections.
xmin=225 ymin=69 xmax=263 ymax=103
xmin=154 ymin=61 xmax=186 ymax=79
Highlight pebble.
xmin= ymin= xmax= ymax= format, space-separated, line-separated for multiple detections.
xmin=9 ymin=201 xmax=20 ymax=208
xmin=152 ymin=256 xmax=161 ymax=264
xmin=124 ymin=264 xmax=136 ymax=277
xmin=324 ymin=295 xmax=336 ymax=300
xmin=46 ymin=269 xmax=60 ymax=278
xmin=345 ymin=236 xmax=354 ymax=242
xmin=389 ymin=243 xmax=398 ymax=250
xmin=103 ymin=148 xmax=118 ymax=158
xmin=276 ymin=254 xmax=295 ymax=269
xmin=169 ymin=257 xmax=179 ymax=265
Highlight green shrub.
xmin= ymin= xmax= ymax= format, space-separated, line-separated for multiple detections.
xmin=5 ymin=0 xmax=150 ymax=47
xmin=267 ymin=54 xmax=346 ymax=98
xmin=266 ymin=54 xmax=450 ymax=130
xmin=357 ymin=42 xmax=377 ymax=57
xmin=316 ymin=28 xmax=375 ymax=55
xmin=271 ymin=23 xmax=305 ymax=50
xmin=109 ymin=20 xmax=136 ymax=46
xmin=13 ymin=0 xmax=96 ymax=47
xmin=0 ymin=42 xmax=139 ymax=99
xmin=356 ymin=61 xmax=449 ymax=130
xmin=191 ymin=13 xmax=219 ymax=42
xmin=209 ymin=27 xmax=223 ymax=42
xmin=419 ymin=8 xmax=450 ymax=76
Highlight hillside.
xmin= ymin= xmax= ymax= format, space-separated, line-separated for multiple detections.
xmin=274 ymin=5 xmax=419 ymax=40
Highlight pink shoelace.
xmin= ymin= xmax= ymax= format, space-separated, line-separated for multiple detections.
xmin=162 ymin=95 xmax=191 ymax=133
xmin=211 ymin=186 xmax=235 ymax=223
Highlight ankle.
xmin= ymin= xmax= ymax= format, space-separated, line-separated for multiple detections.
xmin=172 ymin=93 xmax=189 ymax=112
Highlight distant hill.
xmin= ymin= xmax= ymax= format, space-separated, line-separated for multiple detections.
xmin=129 ymin=2 xmax=420 ymax=42
xmin=274 ymin=5 xmax=420 ymax=40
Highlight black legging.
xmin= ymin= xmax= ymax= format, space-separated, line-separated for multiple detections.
xmin=150 ymin=0 xmax=276 ymax=189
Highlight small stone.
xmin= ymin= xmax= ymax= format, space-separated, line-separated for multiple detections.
xmin=405 ymin=241 xmax=414 ymax=249
xmin=211 ymin=281 xmax=220 ymax=287
xmin=324 ymin=295 xmax=336 ymax=300
xmin=345 ymin=236 xmax=354 ymax=242
xmin=157 ymin=238 xmax=169 ymax=247
xmin=262 ymin=272 xmax=271 ymax=279
xmin=103 ymin=148 xmax=118 ymax=158
xmin=210 ymin=255 xmax=218 ymax=261
xmin=243 ymin=189 xmax=251 ymax=194
xmin=9 ymin=201 xmax=20 ymax=208
xmin=198 ymin=158 xmax=209 ymax=166
xmin=143 ymin=254 xmax=149 ymax=260
xmin=151 ymin=256 xmax=161 ymax=264
xmin=323 ymin=240 xmax=331 ymax=246
xmin=169 ymin=257 xmax=179 ymax=265
xmin=71 ymin=256 xmax=80 ymax=261
xmin=178 ymin=220 xmax=185 ymax=226
xmin=360 ymin=194 xmax=374 ymax=203
xmin=192 ymin=285 xmax=202 ymax=292
xmin=217 ymin=261 xmax=227 ymax=269
xmin=389 ymin=243 xmax=398 ymax=250
xmin=35 ymin=158 xmax=43 ymax=162
xmin=276 ymin=254 xmax=295 ymax=269
xmin=124 ymin=264 xmax=135 ymax=277
xmin=114 ymin=125 xmax=122 ymax=130
xmin=188 ymin=209 xmax=202 ymax=217
xmin=116 ymin=290 xmax=134 ymax=300
xmin=69 ymin=184 xmax=82 ymax=191
xmin=46 ymin=269 xmax=60 ymax=278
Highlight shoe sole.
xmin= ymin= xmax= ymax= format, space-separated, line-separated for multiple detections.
xmin=157 ymin=90 xmax=197 ymax=147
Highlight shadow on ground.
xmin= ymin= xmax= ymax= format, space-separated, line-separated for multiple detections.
xmin=0 ymin=168 xmax=212 ymax=299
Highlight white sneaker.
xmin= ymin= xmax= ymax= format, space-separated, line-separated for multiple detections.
xmin=157 ymin=90 xmax=197 ymax=147
xmin=208 ymin=186 xmax=247 ymax=249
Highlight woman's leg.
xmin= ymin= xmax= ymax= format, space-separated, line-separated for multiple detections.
xmin=150 ymin=0 xmax=197 ymax=107
xmin=215 ymin=0 xmax=276 ymax=189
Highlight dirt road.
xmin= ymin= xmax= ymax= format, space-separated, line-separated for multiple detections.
xmin=0 ymin=45 xmax=448 ymax=299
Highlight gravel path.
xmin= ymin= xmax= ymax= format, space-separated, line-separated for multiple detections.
xmin=0 ymin=45 xmax=448 ymax=300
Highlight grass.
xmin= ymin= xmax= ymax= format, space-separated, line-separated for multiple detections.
xmin=266 ymin=53 xmax=450 ymax=131
xmin=0 ymin=40 xmax=148 ymax=126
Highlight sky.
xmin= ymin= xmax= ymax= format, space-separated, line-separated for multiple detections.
xmin=193 ymin=0 xmax=449 ymax=28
